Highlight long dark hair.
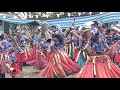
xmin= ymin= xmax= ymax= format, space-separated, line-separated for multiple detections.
xmin=54 ymin=34 xmax=64 ymax=45
xmin=91 ymin=34 xmax=99 ymax=43
xmin=0 ymin=34 xmax=4 ymax=41
xmin=106 ymin=29 xmax=111 ymax=34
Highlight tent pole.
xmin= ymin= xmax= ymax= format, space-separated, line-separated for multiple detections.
xmin=2 ymin=21 xmax=4 ymax=32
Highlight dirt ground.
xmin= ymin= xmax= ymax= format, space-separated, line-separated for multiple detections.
xmin=5 ymin=65 xmax=76 ymax=78
xmin=5 ymin=65 xmax=39 ymax=78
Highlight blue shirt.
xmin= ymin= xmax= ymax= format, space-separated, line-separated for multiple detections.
xmin=91 ymin=41 xmax=105 ymax=55
xmin=9 ymin=54 xmax=16 ymax=61
xmin=0 ymin=40 xmax=13 ymax=53
xmin=54 ymin=38 xmax=62 ymax=49
xmin=105 ymin=34 xmax=112 ymax=46
xmin=72 ymin=36 xmax=79 ymax=47
xmin=33 ymin=34 xmax=40 ymax=43
xmin=91 ymin=26 xmax=99 ymax=35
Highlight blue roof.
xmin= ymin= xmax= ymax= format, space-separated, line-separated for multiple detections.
xmin=0 ymin=12 xmax=120 ymax=28
xmin=43 ymin=14 xmax=101 ymax=28
xmin=98 ymin=12 xmax=120 ymax=23
xmin=0 ymin=17 xmax=41 ymax=24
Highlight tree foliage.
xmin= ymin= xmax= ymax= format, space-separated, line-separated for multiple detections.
xmin=0 ymin=12 xmax=101 ymax=19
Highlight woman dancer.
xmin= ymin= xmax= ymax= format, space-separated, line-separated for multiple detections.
xmin=67 ymin=24 xmax=92 ymax=67
xmin=27 ymin=24 xmax=49 ymax=70
xmin=76 ymin=33 xmax=120 ymax=78
xmin=27 ymin=37 xmax=47 ymax=70
xmin=0 ymin=34 xmax=6 ymax=78
xmin=104 ymin=29 xmax=116 ymax=61
xmin=7 ymin=47 xmax=20 ymax=78
xmin=0 ymin=33 xmax=19 ymax=78
xmin=38 ymin=23 xmax=80 ymax=78
xmin=14 ymin=29 xmax=26 ymax=71
xmin=110 ymin=24 xmax=120 ymax=64
xmin=31 ymin=27 xmax=41 ymax=60
xmin=64 ymin=27 xmax=73 ymax=57
xmin=21 ymin=28 xmax=32 ymax=62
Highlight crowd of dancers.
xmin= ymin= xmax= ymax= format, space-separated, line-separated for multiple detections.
xmin=1 ymin=20 xmax=120 ymax=78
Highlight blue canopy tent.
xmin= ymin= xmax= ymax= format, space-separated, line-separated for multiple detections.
xmin=42 ymin=14 xmax=101 ymax=28
xmin=42 ymin=12 xmax=120 ymax=29
xmin=0 ymin=18 xmax=41 ymax=25
xmin=0 ymin=17 xmax=42 ymax=33
xmin=97 ymin=12 xmax=120 ymax=24
xmin=97 ymin=12 xmax=120 ymax=28
xmin=0 ymin=12 xmax=120 ymax=32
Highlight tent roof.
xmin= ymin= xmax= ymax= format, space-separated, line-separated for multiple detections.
xmin=0 ymin=17 xmax=42 ymax=25
xmin=0 ymin=12 xmax=120 ymax=28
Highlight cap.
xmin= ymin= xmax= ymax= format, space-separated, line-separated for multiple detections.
xmin=16 ymin=30 xmax=21 ymax=33
xmin=83 ymin=21 xmax=94 ymax=29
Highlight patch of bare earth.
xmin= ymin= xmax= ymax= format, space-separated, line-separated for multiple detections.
xmin=5 ymin=66 xmax=39 ymax=78
xmin=5 ymin=65 xmax=77 ymax=78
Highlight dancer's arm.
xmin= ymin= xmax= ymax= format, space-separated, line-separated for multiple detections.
xmin=82 ymin=42 xmax=90 ymax=50
xmin=78 ymin=36 xmax=82 ymax=50
xmin=104 ymin=43 xmax=110 ymax=55
xmin=65 ymin=38 xmax=71 ymax=45
xmin=71 ymin=30 xmax=81 ymax=39
xmin=12 ymin=39 xmax=24 ymax=54
xmin=50 ymin=40 xmax=55 ymax=52
xmin=98 ymin=24 xmax=104 ymax=34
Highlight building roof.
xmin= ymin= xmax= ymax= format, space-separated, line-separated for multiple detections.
xmin=0 ymin=12 xmax=120 ymax=29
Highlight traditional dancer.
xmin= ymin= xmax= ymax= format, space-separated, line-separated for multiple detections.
xmin=21 ymin=28 xmax=32 ymax=62
xmin=27 ymin=24 xmax=49 ymax=70
xmin=64 ymin=27 xmax=75 ymax=60
xmin=38 ymin=23 xmax=80 ymax=78
xmin=6 ymin=47 xmax=20 ymax=78
xmin=110 ymin=23 xmax=120 ymax=64
xmin=104 ymin=29 xmax=117 ymax=61
xmin=14 ymin=29 xmax=26 ymax=71
xmin=0 ymin=34 xmax=5 ymax=78
xmin=64 ymin=27 xmax=72 ymax=56
xmin=76 ymin=33 xmax=120 ymax=78
xmin=27 ymin=37 xmax=47 ymax=70
xmin=31 ymin=27 xmax=41 ymax=60
xmin=0 ymin=33 xmax=20 ymax=78
xmin=64 ymin=29 xmax=81 ymax=62
xmin=70 ymin=24 xmax=92 ymax=67
xmin=104 ymin=29 xmax=113 ymax=46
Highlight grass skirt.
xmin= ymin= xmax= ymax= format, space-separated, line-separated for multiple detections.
xmin=28 ymin=50 xmax=47 ymax=70
xmin=38 ymin=50 xmax=80 ymax=78
xmin=76 ymin=55 xmax=120 ymax=78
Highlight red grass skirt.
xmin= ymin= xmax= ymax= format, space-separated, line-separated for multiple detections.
xmin=31 ymin=44 xmax=38 ymax=60
xmin=113 ymin=42 xmax=120 ymax=63
xmin=114 ymin=53 xmax=120 ymax=63
xmin=73 ymin=48 xmax=79 ymax=62
xmin=15 ymin=52 xmax=26 ymax=63
xmin=28 ymin=51 xmax=47 ymax=70
xmin=8 ymin=62 xmax=20 ymax=76
xmin=38 ymin=50 xmax=80 ymax=78
xmin=76 ymin=55 xmax=120 ymax=78
xmin=0 ymin=54 xmax=5 ymax=73
xmin=43 ymin=49 xmax=48 ymax=57
xmin=25 ymin=47 xmax=32 ymax=61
